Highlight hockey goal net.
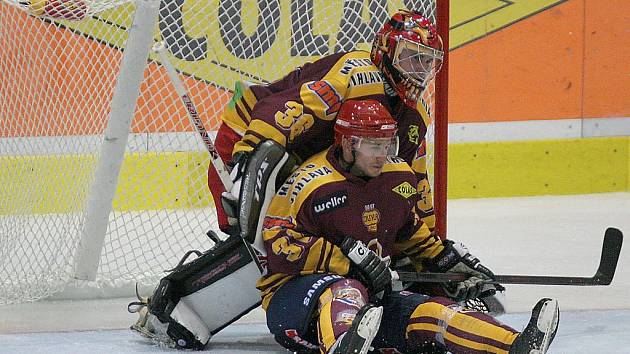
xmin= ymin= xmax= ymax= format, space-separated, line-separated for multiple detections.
xmin=0 ymin=0 xmax=448 ymax=304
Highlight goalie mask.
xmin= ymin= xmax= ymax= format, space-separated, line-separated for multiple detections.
xmin=334 ymin=99 xmax=399 ymax=158
xmin=371 ymin=10 xmax=444 ymax=109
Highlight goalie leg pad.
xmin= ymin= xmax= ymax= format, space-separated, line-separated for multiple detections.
xmin=136 ymin=236 xmax=262 ymax=349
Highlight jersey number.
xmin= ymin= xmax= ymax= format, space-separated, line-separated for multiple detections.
xmin=274 ymin=101 xmax=314 ymax=142
xmin=271 ymin=236 xmax=305 ymax=262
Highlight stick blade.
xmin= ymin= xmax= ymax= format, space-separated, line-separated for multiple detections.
xmin=594 ymin=227 xmax=623 ymax=285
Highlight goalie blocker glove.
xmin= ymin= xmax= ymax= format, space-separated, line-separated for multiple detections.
xmin=425 ymin=239 xmax=498 ymax=302
xmin=220 ymin=151 xmax=249 ymax=234
xmin=340 ymin=236 xmax=392 ymax=298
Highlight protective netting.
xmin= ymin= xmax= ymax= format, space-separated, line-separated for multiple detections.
xmin=0 ymin=0 xmax=439 ymax=304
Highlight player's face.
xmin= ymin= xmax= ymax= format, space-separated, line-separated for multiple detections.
xmin=344 ymin=136 xmax=398 ymax=178
xmin=352 ymin=151 xmax=388 ymax=177
xmin=393 ymin=39 xmax=443 ymax=85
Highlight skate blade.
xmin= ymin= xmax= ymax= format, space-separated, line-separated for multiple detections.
xmin=130 ymin=324 xmax=176 ymax=348
xmin=355 ymin=306 xmax=383 ymax=354
xmin=534 ymin=299 xmax=559 ymax=354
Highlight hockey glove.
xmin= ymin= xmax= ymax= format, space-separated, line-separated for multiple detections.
xmin=340 ymin=236 xmax=392 ymax=297
xmin=220 ymin=152 xmax=249 ymax=229
xmin=426 ymin=240 xmax=496 ymax=302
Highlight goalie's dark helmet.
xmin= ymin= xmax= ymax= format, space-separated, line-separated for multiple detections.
xmin=371 ymin=10 xmax=443 ymax=109
xmin=334 ymin=100 xmax=399 ymax=157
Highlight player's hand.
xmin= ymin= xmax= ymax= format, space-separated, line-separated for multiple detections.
xmin=340 ymin=236 xmax=392 ymax=296
xmin=427 ymin=240 xmax=496 ymax=302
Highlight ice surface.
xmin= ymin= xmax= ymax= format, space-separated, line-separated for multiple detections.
xmin=1 ymin=192 xmax=629 ymax=353
xmin=2 ymin=310 xmax=630 ymax=353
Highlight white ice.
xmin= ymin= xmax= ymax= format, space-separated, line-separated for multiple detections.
xmin=1 ymin=192 xmax=629 ymax=354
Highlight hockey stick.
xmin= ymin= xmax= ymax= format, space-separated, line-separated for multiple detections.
xmin=155 ymin=40 xmax=265 ymax=270
xmin=393 ymin=227 xmax=623 ymax=286
xmin=152 ymin=41 xmax=233 ymax=191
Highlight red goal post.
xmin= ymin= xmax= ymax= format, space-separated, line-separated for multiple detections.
xmin=434 ymin=0 xmax=449 ymax=239
xmin=0 ymin=0 xmax=449 ymax=304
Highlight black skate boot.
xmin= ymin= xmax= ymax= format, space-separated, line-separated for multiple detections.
xmin=329 ymin=304 xmax=383 ymax=354
xmin=510 ymin=298 xmax=559 ymax=354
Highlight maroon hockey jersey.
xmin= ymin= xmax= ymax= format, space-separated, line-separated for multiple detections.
xmin=256 ymin=147 xmax=444 ymax=309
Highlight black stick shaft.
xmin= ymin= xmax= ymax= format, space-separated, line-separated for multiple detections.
xmin=394 ymin=227 xmax=622 ymax=286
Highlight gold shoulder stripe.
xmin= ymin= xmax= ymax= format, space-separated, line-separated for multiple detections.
xmin=245 ymin=119 xmax=287 ymax=147
xmin=381 ymin=160 xmax=413 ymax=174
xmin=241 ymin=84 xmax=259 ymax=111
xmin=221 ymin=108 xmax=248 ymax=135
xmin=236 ymin=100 xmax=252 ymax=123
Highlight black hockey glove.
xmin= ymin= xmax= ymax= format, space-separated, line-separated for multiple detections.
xmin=340 ymin=236 xmax=392 ymax=297
xmin=425 ymin=240 xmax=497 ymax=302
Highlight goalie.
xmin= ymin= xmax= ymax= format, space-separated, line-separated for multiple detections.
xmin=210 ymin=9 xmax=445 ymax=239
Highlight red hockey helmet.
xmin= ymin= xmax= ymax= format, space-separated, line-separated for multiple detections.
xmin=371 ymin=10 xmax=443 ymax=108
xmin=334 ymin=99 xmax=398 ymax=157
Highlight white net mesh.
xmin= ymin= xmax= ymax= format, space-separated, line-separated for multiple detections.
xmin=0 ymin=0 xmax=438 ymax=304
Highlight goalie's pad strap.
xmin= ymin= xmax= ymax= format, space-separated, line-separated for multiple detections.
xmin=161 ymin=235 xmax=255 ymax=297
xmin=238 ymin=140 xmax=296 ymax=252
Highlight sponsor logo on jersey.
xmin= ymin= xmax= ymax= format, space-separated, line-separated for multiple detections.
xmin=392 ymin=181 xmax=417 ymax=199
xmin=303 ymin=274 xmax=343 ymax=306
xmin=307 ymin=80 xmax=342 ymax=117
xmin=408 ymin=124 xmax=420 ymax=145
xmin=339 ymin=57 xmax=374 ymax=75
xmin=349 ymin=70 xmax=384 ymax=87
xmin=278 ymin=164 xmax=334 ymax=204
xmin=362 ymin=204 xmax=380 ymax=233
xmin=313 ymin=191 xmax=348 ymax=215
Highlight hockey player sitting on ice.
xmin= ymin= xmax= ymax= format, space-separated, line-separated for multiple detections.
xmin=210 ymin=9 xmax=444 ymax=240
xmin=256 ymin=99 xmax=560 ymax=354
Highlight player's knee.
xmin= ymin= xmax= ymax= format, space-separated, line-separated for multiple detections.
xmin=319 ymin=278 xmax=369 ymax=308
xmin=316 ymin=279 xmax=370 ymax=352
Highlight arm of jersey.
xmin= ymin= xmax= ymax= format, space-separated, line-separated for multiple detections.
xmin=393 ymin=205 xmax=444 ymax=272
xmin=232 ymin=78 xmax=345 ymax=156
xmin=263 ymin=225 xmax=351 ymax=277
xmin=410 ymin=141 xmax=437 ymax=233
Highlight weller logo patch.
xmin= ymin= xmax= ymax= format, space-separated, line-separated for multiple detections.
xmin=392 ymin=181 xmax=417 ymax=199
xmin=313 ymin=191 xmax=348 ymax=215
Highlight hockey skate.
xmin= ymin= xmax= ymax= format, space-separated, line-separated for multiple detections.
xmin=329 ymin=304 xmax=383 ymax=354
xmin=127 ymin=288 xmax=175 ymax=348
xmin=509 ymin=298 xmax=559 ymax=354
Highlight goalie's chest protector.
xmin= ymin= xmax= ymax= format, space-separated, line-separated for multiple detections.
xmin=298 ymin=153 xmax=419 ymax=258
